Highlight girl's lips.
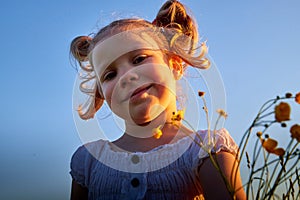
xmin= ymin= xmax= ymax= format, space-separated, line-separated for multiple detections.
xmin=128 ymin=84 xmax=152 ymax=101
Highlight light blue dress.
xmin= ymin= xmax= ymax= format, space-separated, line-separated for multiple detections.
xmin=70 ymin=129 xmax=238 ymax=200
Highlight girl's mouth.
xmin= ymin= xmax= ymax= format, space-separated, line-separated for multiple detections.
xmin=129 ymin=84 xmax=152 ymax=101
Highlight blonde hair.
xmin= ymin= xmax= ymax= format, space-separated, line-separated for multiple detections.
xmin=70 ymin=0 xmax=210 ymax=120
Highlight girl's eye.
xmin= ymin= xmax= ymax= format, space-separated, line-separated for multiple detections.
xmin=132 ymin=55 xmax=148 ymax=64
xmin=102 ymin=71 xmax=116 ymax=81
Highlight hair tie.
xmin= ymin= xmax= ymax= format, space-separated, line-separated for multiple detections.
xmin=152 ymin=19 xmax=157 ymax=25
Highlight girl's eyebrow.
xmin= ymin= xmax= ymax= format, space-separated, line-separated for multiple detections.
xmin=130 ymin=48 xmax=154 ymax=55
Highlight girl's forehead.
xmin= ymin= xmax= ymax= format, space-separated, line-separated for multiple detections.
xmin=91 ymin=29 xmax=164 ymax=77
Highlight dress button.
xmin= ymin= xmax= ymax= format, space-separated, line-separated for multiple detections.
xmin=131 ymin=155 xmax=140 ymax=164
xmin=131 ymin=178 xmax=140 ymax=187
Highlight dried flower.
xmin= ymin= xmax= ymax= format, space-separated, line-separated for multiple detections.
xmin=281 ymin=123 xmax=287 ymax=128
xmin=198 ymin=91 xmax=205 ymax=97
xmin=265 ymin=134 xmax=269 ymax=139
xmin=171 ymin=110 xmax=185 ymax=122
xmin=216 ymin=109 xmax=228 ymax=118
xmin=290 ymin=124 xmax=300 ymax=142
xmin=261 ymin=138 xmax=285 ymax=156
xmin=152 ymin=125 xmax=163 ymax=139
xmin=285 ymin=92 xmax=293 ymax=98
xmin=256 ymin=131 xmax=263 ymax=138
xmin=275 ymin=102 xmax=291 ymax=122
xmin=295 ymin=92 xmax=300 ymax=104
xmin=272 ymin=148 xmax=285 ymax=157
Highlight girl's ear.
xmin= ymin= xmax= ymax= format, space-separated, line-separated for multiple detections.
xmin=169 ymin=56 xmax=183 ymax=80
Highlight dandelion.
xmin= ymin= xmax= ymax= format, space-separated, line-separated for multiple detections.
xmin=275 ymin=102 xmax=291 ymax=122
xmin=295 ymin=92 xmax=300 ymax=104
xmin=193 ymin=194 xmax=205 ymax=200
xmin=290 ymin=124 xmax=300 ymax=142
xmin=171 ymin=110 xmax=185 ymax=122
xmin=152 ymin=125 xmax=163 ymax=139
xmin=216 ymin=109 xmax=228 ymax=118
xmin=261 ymin=137 xmax=285 ymax=156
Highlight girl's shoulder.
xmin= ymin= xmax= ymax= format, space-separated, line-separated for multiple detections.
xmin=71 ymin=139 xmax=107 ymax=158
xmin=195 ymin=128 xmax=239 ymax=159
xmin=70 ymin=139 xmax=108 ymax=186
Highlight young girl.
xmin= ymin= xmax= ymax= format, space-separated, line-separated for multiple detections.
xmin=70 ymin=1 xmax=246 ymax=199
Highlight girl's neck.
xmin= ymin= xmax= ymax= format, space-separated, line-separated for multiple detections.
xmin=112 ymin=122 xmax=193 ymax=153
xmin=124 ymin=107 xmax=175 ymax=138
xmin=111 ymin=106 xmax=193 ymax=152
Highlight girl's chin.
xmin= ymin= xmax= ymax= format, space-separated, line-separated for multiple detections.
xmin=130 ymin=111 xmax=166 ymax=127
xmin=129 ymin=113 xmax=154 ymax=125
xmin=135 ymin=121 xmax=151 ymax=126
xmin=114 ymin=102 xmax=169 ymax=125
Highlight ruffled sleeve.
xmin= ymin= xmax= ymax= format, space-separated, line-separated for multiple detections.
xmin=70 ymin=145 xmax=93 ymax=187
xmin=70 ymin=140 xmax=107 ymax=188
xmin=70 ymin=145 xmax=86 ymax=187
xmin=196 ymin=128 xmax=239 ymax=160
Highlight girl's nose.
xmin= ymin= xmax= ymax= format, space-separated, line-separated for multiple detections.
xmin=120 ymin=70 xmax=139 ymax=88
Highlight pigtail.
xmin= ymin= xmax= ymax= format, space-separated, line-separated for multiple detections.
xmin=70 ymin=36 xmax=94 ymax=72
xmin=70 ymin=36 xmax=92 ymax=61
xmin=154 ymin=0 xmax=198 ymax=48
xmin=154 ymin=0 xmax=210 ymax=70
xmin=70 ymin=36 xmax=104 ymax=120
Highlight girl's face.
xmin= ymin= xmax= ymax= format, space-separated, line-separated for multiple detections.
xmin=93 ymin=35 xmax=178 ymax=125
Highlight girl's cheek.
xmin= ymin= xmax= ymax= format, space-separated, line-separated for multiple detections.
xmin=102 ymin=81 xmax=117 ymax=102
xmin=146 ymin=65 xmax=173 ymax=81
xmin=138 ymin=65 xmax=161 ymax=78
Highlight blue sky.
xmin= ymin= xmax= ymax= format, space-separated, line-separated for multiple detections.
xmin=0 ymin=0 xmax=299 ymax=199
